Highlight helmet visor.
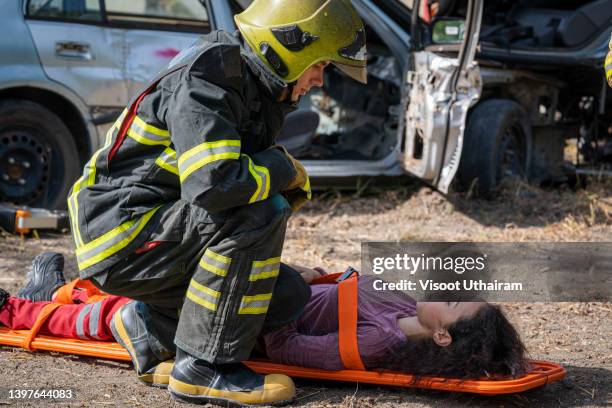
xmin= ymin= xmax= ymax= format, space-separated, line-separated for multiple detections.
xmin=333 ymin=63 xmax=368 ymax=84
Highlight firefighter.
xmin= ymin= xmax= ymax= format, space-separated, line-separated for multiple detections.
xmin=66 ymin=0 xmax=367 ymax=406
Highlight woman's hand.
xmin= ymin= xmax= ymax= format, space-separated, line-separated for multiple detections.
xmin=288 ymin=264 xmax=327 ymax=283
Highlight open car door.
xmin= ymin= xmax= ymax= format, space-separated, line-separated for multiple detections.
xmin=403 ymin=0 xmax=483 ymax=193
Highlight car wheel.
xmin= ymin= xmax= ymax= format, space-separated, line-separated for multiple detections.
xmin=0 ymin=100 xmax=80 ymax=209
xmin=458 ymin=99 xmax=532 ymax=195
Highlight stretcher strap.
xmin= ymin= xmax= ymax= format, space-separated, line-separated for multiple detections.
xmin=21 ymin=303 xmax=62 ymax=351
xmin=337 ymin=274 xmax=365 ymax=370
xmin=54 ymin=279 xmax=108 ymax=305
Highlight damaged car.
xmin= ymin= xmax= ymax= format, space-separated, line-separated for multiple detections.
xmin=1 ymin=0 xmax=611 ymax=210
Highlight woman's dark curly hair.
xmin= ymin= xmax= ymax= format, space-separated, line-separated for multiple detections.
xmin=383 ymin=304 xmax=529 ymax=379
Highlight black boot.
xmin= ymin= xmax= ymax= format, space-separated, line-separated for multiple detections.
xmin=169 ymin=349 xmax=295 ymax=407
xmin=0 ymin=288 xmax=9 ymax=310
xmin=18 ymin=253 xmax=66 ymax=301
xmin=110 ymin=301 xmax=174 ymax=387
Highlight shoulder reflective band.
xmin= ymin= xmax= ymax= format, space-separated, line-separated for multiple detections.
xmin=337 ymin=274 xmax=365 ymax=370
xmin=338 ymin=29 xmax=367 ymax=62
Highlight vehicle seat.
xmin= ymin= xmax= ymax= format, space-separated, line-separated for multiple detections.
xmin=557 ymin=0 xmax=612 ymax=47
xmin=276 ymin=110 xmax=320 ymax=157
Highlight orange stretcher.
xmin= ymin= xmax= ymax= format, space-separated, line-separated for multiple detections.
xmin=0 ymin=273 xmax=566 ymax=395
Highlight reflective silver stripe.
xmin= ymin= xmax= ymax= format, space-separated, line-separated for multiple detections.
xmin=186 ymin=279 xmax=220 ymax=312
xmin=249 ymin=257 xmax=280 ymax=281
xmin=76 ymin=304 xmax=93 ymax=339
xmin=127 ymin=116 xmax=170 ymax=146
xmin=178 ymin=142 xmax=241 ymax=176
xmin=238 ymin=294 xmax=272 ymax=315
xmin=178 ymin=140 xmax=241 ymax=182
xmin=88 ymin=301 xmax=103 ymax=340
xmin=198 ymin=248 xmax=231 ymax=277
xmin=606 ymin=63 xmax=612 ymax=76
xmin=155 ymin=147 xmax=178 ymax=175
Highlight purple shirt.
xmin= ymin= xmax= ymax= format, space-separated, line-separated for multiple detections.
xmin=263 ymin=275 xmax=417 ymax=370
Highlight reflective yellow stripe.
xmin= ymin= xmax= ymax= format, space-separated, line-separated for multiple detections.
xmin=155 ymin=147 xmax=179 ymax=175
xmin=127 ymin=129 xmax=171 ymax=146
xmin=186 ymin=291 xmax=217 ymax=311
xmin=198 ymin=248 xmax=232 ymax=277
xmin=249 ymin=269 xmax=279 ymax=281
xmin=244 ymin=155 xmax=271 ymax=204
xmin=133 ymin=116 xmax=170 ymax=137
xmin=199 ymin=259 xmax=228 ymax=277
xmin=249 ymin=256 xmax=281 ymax=281
xmin=179 ymin=140 xmax=240 ymax=165
xmin=258 ymin=164 xmax=271 ymax=199
xmin=178 ymin=140 xmax=241 ymax=182
xmin=186 ymin=279 xmax=220 ymax=311
xmin=68 ymin=110 xmax=125 ymax=249
xmin=180 ymin=152 xmax=240 ymax=182
xmin=238 ymin=293 xmax=272 ymax=315
xmin=246 ymin=157 xmax=262 ymax=203
xmin=252 ymin=257 xmax=280 ymax=267
xmin=303 ymin=176 xmax=312 ymax=199
xmin=205 ymin=249 xmax=231 ymax=265
xmin=76 ymin=206 xmax=160 ymax=271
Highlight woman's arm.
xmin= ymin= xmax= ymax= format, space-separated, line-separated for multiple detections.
xmin=263 ymin=321 xmax=392 ymax=371
xmin=263 ymin=321 xmax=344 ymax=371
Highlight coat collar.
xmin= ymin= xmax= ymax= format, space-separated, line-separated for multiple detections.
xmin=236 ymin=31 xmax=297 ymax=112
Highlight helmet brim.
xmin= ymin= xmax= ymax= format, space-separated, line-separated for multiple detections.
xmin=334 ymin=63 xmax=368 ymax=84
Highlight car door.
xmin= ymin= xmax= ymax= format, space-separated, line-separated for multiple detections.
xmin=402 ymin=0 xmax=483 ymax=193
xmin=24 ymin=0 xmax=128 ymax=107
xmin=102 ymin=0 xmax=212 ymax=99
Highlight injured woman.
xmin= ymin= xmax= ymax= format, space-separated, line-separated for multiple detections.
xmin=0 ymin=253 xmax=528 ymax=385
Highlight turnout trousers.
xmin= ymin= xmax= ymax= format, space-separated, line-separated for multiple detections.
xmin=88 ymin=194 xmax=311 ymax=364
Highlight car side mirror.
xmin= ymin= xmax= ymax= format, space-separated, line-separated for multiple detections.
xmin=431 ymin=19 xmax=465 ymax=44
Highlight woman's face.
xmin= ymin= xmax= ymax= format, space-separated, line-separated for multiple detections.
xmin=416 ymin=302 xmax=485 ymax=332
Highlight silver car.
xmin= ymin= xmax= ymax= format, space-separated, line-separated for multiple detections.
xmin=1 ymin=0 xmax=610 ymax=209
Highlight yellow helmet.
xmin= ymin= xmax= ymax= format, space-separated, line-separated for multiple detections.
xmin=235 ymin=0 xmax=367 ymax=84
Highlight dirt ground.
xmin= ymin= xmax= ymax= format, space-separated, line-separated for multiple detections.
xmin=0 ymin=178 xmax=610 ymax=407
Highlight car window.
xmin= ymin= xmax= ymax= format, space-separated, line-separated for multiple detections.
xmin=27 ymin=0 xmax=102 ymax=21
xmin=104 ymin=0 xmax=208 ymax=21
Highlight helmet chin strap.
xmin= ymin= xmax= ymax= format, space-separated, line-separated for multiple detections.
xmin=280 ymin=81 xmax=297 ymax=103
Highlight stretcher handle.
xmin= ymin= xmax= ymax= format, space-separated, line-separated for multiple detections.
xmin=337 ymin=272 xmax=365 ymax=371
